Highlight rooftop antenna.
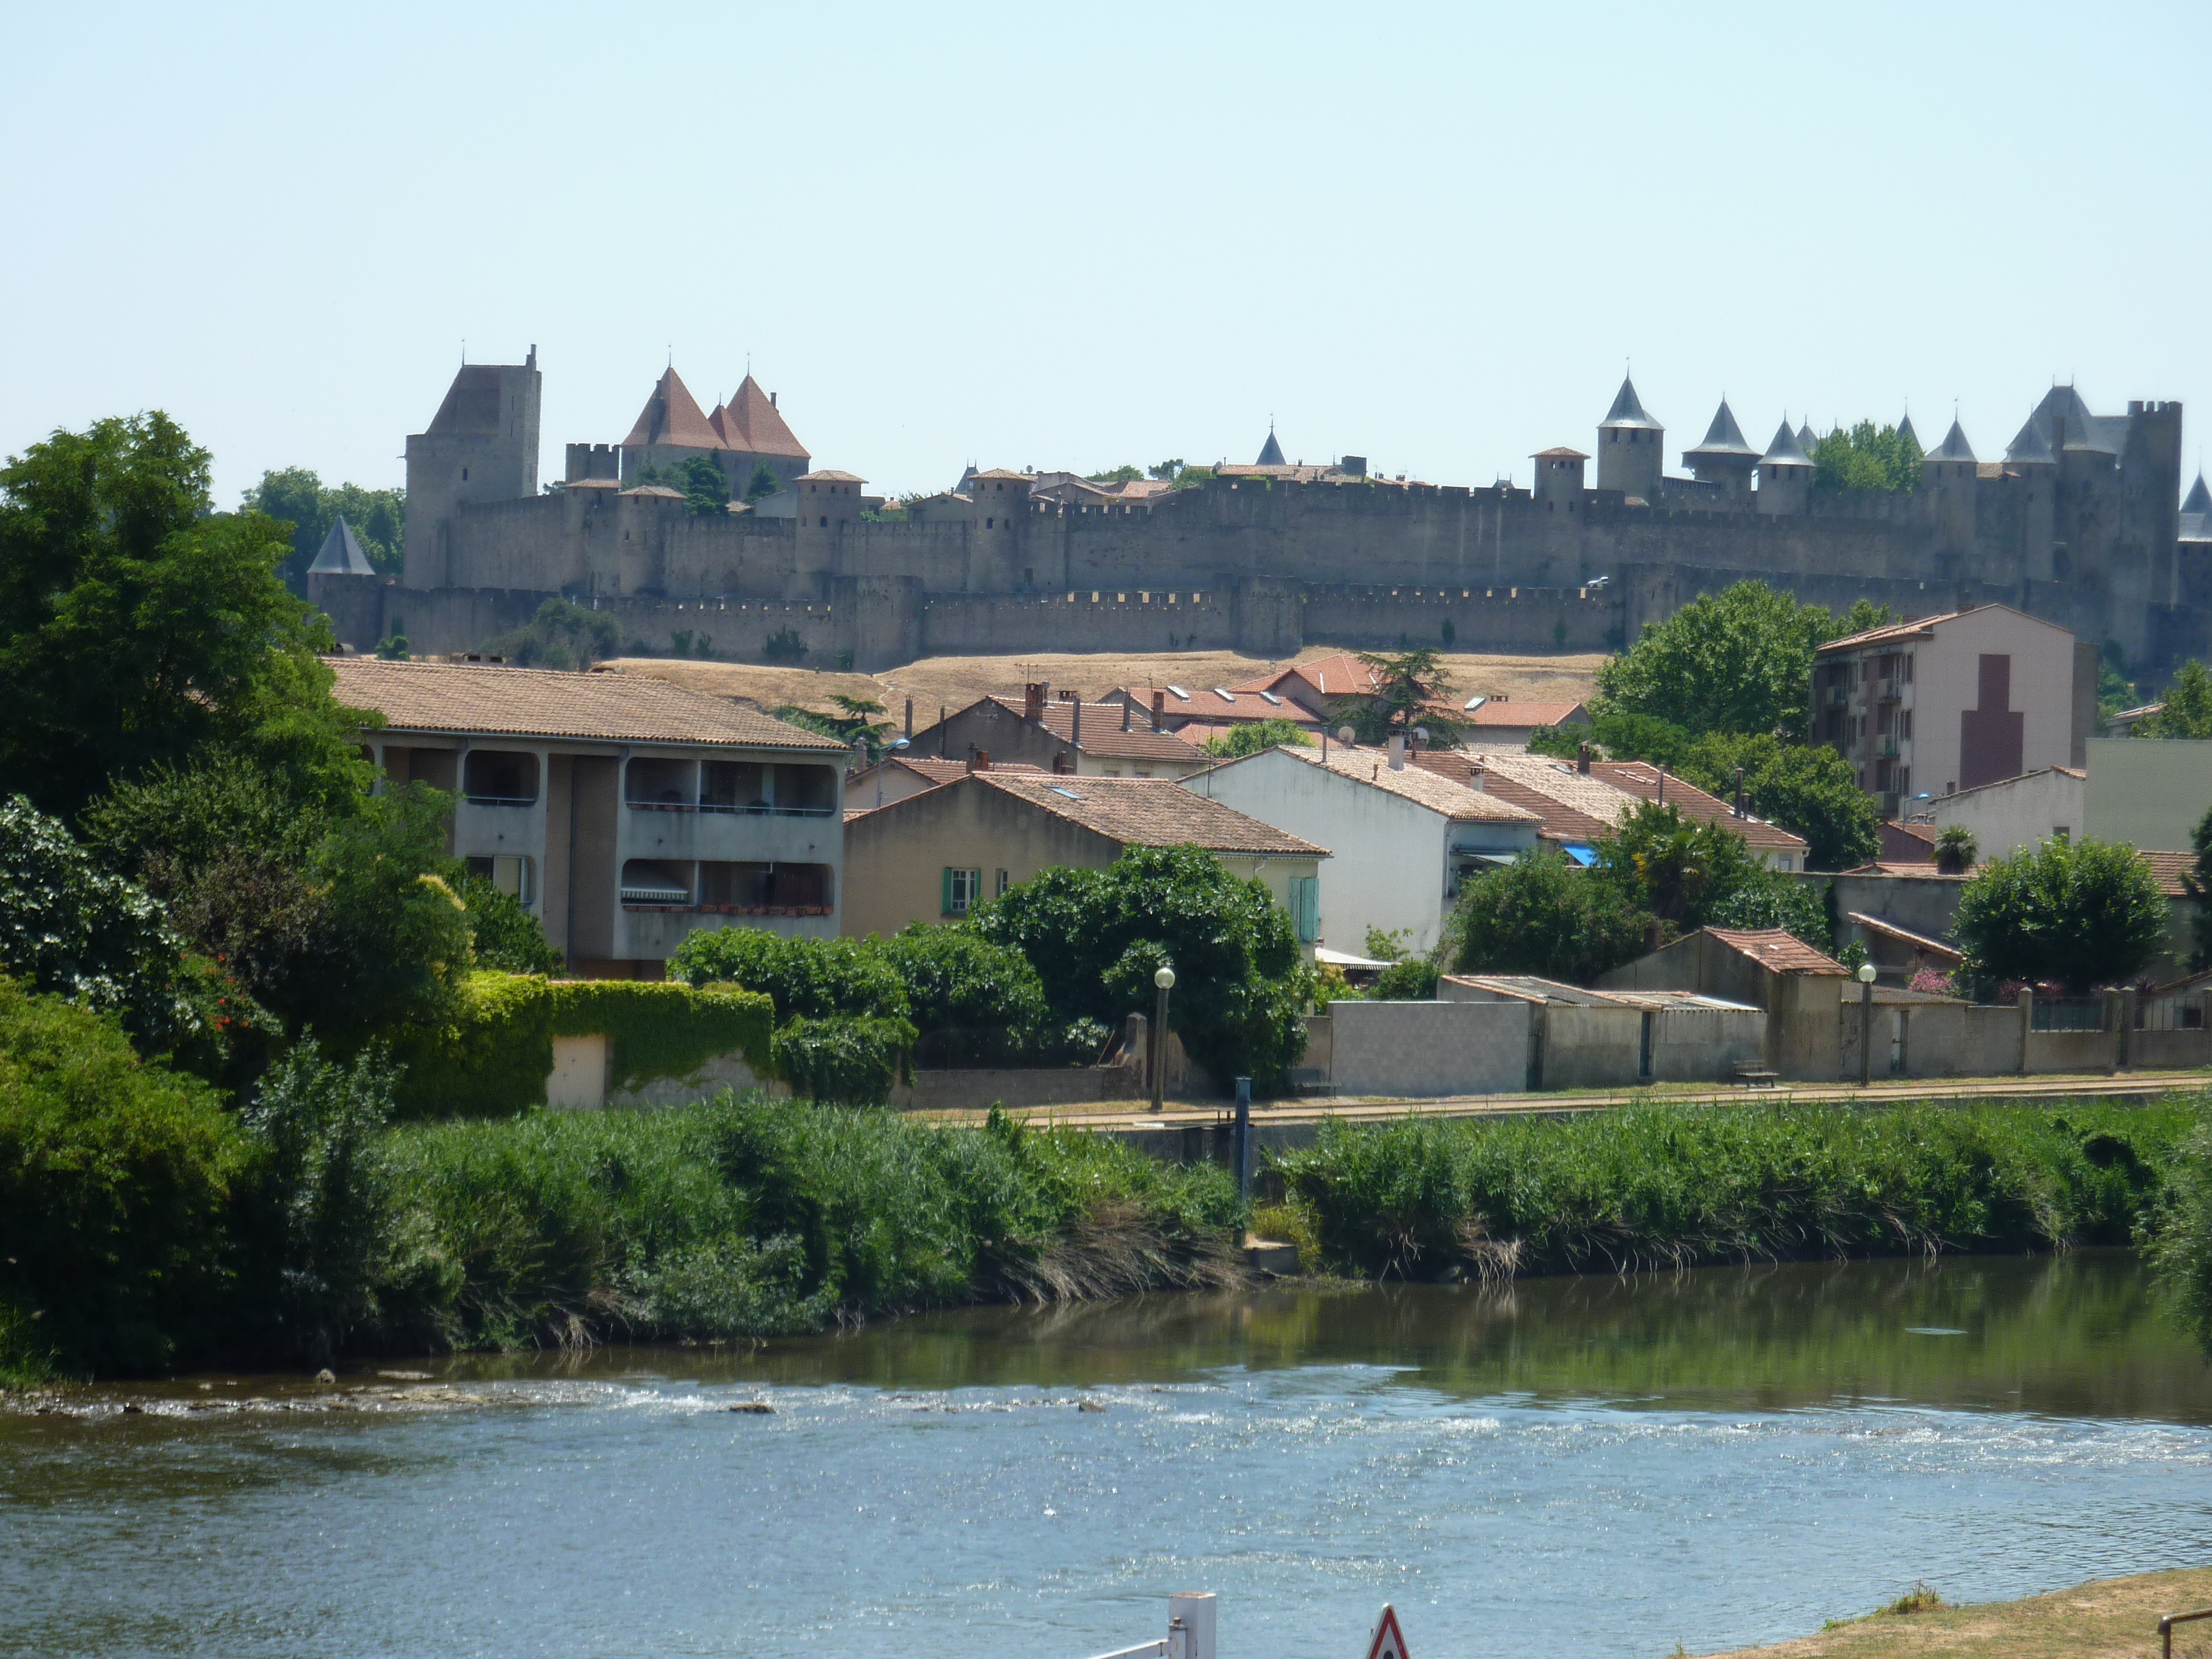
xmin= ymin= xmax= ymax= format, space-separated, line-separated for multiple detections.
xmin=461 ymin=338 xmax=466 ymax=364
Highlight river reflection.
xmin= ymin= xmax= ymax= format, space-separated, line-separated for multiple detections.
xmin=2 ymin=1253 xmax=2208 ymax=1659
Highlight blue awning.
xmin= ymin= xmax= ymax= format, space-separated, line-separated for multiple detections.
xmin=1560 ymin=843 xmax=1598 ymax=866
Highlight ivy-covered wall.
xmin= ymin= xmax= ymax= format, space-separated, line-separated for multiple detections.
xmin=390 ymin=972 xmax=775 ymax=1117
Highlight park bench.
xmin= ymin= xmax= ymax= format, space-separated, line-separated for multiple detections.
xmin=1731 ymin=1065 xmax=1780 ymax=1088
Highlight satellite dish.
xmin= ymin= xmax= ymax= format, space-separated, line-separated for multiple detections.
xmin=1413 ymin=725 xmax=1430 ymax=743
xmin=1338 ymin=726 xmax=1356 ymax=746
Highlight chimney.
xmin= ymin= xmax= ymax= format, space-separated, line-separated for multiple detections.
xmin=975 ymin=750 xmax=990 ymax=772
xmin=1121 ymin=698 xmax=1133 ymax=732
xmin=904 ymin=697 xmax=914 ymax=740
xmin=1073 ymin=699 xmax=1082 ymax=748
xmin=770 ymin=390 xmax=778 ymax=407
xmin=1472 ymin=764 xmax=1486 ymax=793
xmin=1388 ymin=734 xmax=1406 ymax=770
xmin=939 ymin=705 xmax=948 ymax=757
xmin=1657 ymin=766 xmax=1667 ymax=805
xmin=1576 ymin=742 xmax=1592 ymax=775
xmin=1733 ymin=766 xmax=1746 ymax=818
xmin=1152 ymin=689 xmax=1165 ymax=725
xmin=1024 ymin=683 xmax=1045 ymax=723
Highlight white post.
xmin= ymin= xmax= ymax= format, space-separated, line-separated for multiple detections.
xmin=1170 ymin=1594 xmax=1216 ymax=1659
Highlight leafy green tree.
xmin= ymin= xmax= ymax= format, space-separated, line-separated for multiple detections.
xmin=310 ymin=784 xmax=472 ymax=1037
xmin=2097 ymin=640 xmax=2139 ymax=726
xmin=241 ymin=466 xmax=405 ymax=582
xmin=0 ymin=413 xmax=371 ymax=821
xmin=1087 ymin=464 xmax=1144 ymax=484
xmin=486 ymin=597 xmax=620 ymax=669
xmin=772 ymin=694 xmax=896 ymax=762
xmin=1934 ymin=826 xmax=1977 ymax=876
xmin=1595 ymin=580 xmax=1840 ymax=738
xmin=1952 ymin=837 xmax=2169 ymax=993
xmin=2134 ymin=660 xmax=2212 ymax=739
xmin=0 ymin=795 xmax=197 ymax=1054
xmin=743 ymin=463 xmax=782 ymax=504
xmin=1680 ymin=731 xmax=1881 ymax=871
xmin=1344 ymin=648 xmax=1464 ymax=743
xmin=1446 ymin=849 xmax=1647 ymax=983
xmin=1526 ymin=710 xmax=1694 ymax=770
xmin=1148 ymin=459 xmax=1184 ymax=481
xmin=682 ymin=454 xmax=730 ymax=517
xmin=875 ymin=923 xmax=1088 ymax=1064
xmin=1200 ymin=719 xmax=1316 ymax=759
xmin=2182 ymin=803 xmax=2212 ymax=972
xmin=972 ymin=845 xmax=1310 ymax=1089
xmin=457 ymin=875 xmax=561 ymax=975
xmin=1593 ymin=799 xmax=1795 ymax=932
xmin=0 ymin=980 xmax=252 ymax=1376
xmin=1809 ymin=420 xmax=1923 ymax=493
xmin=669 ymin=927 xmax=911 ymax=1022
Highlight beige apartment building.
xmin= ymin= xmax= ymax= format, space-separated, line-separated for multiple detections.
xmin=331 ymin=659 xmax=849 ymax=977
xmin=839 ymin=770 xmax=1324 ymax=942
xmin=1811 ymin=605 xmax=2093 ymax=818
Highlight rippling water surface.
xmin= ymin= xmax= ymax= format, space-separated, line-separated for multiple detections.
xmin=3 ymin=1252 xmax=2209 ymax=1659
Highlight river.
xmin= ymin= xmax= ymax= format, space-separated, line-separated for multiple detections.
xmin=2 ymin=1251 xmax=2208 ymax=1659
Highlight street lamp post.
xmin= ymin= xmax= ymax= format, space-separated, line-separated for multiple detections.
xmin=1857 ymin=960 xmax=1879 ymax=1086
xmin=1150 ymin=965 xmax=1176 ymax=1113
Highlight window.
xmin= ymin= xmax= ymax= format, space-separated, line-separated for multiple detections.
xmin=942 ymin=866 xmax=984 ymax=916
xmin=996 ymin=868 xmax=1011 ymax=897
xmin=1772 ymin=856 xmax=1793 ymax=873
xmin=2053 ymin=825 xmax=2071 ymax=842
xmin=466 ymin=854 xmax=535 ymax=904
xmin=1287 ymin=875 xmax=1321 ymax=943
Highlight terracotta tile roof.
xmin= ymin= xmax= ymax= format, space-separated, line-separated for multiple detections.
xmin=1590 ymin=762 xmax=1808 ymax=853
xmin=1835 ymin=862 xmax=1972 ymax=877
xmin=1234 ymin=653 xmax=1381 ymax=706
xmin=1121 ymin=684 xmax=1321 ymax=725
xmin=1413 ymin=752 xmax=1614 ymax=842
xmin=1815 ymin=613 xmax=1952 ymax=652
xmin=1466 ymin=752 xmax=1649 ymax=826
xmin=719 ymin=374 xmax=809 ymax=459
xmin=891 ymin=756 xmax=1041 ymax=783
xmin=1463 ymin=700 xmax=1589 ymax=728
xmin=328 ymin=658 xmax=848 ymax=749
xmin=991 ymin=697 xmax=1204 ymax=762
xmin=799 ymin=469 xmax=866 ymax=483
xmin=977 ymin=774 xmax=1327 ymax=856
xmin=971 ymin=468 xmax=1033 ymax=481
xmin=1845 ymin=911 xmax=1962 ymax=960
xmin=623 ymin=484 xmax=684 ymax=500
xmin=1276 ymin=746 xmax=1540 ymax=823
xmin=622 ymin=367 xmax=722 ymax=451
xmin=2140 ymin=850 xmax=2194 ymax=897
xmin=1705 ymin=928 xmax=1848 ymax=976
xmin=1529 ymin=446 xmax=1591 ymax=460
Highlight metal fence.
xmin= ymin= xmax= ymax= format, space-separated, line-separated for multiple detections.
xmin=2029 ymin=997 xmax=2106 ymax=1032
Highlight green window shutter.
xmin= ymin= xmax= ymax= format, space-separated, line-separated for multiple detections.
xmin=941 ymin=866 xmax=954 ymax=915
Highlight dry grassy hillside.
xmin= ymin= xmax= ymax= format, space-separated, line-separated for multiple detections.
xmin=604 ymin=645 xmax=1605 ymax=721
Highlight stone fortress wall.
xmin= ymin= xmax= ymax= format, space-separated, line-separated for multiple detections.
xmin=313 ymin=359 xmax=2210 ymax=674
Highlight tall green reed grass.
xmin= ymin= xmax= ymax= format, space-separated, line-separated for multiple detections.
xmin=363 ymin=1097 xmax=1244 ymax=1352
xmin=1271 ymin=1097 xmax=2204 ymax=1281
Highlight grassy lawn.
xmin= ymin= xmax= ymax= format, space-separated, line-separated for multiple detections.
xmin=1700 ymin=1566 xmax=2212 ymax=1659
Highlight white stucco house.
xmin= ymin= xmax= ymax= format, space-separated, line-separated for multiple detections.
xmin=1183 ymin=742 xmax=1540 ymax=954
xmin=1920 ymin=765 xmax=2085 ymax=859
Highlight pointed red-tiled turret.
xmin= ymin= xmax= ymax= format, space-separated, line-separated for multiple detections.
xmin=623 ymin=368 xmax=722 ymax=450
xmin=720 ymin=374 xmax=809 ymax=460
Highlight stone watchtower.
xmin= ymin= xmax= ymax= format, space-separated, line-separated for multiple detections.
xmin=1530 ymin=447 xmax=1589 ymax=514
xmin=968 ymin=469 xmax=1036 ymax=590
xmin=1596 ymin=377 xmax=1663 ymax=501
xmin=1681 ymin=399 xmax=1761 ymax=495
xmin=403 ymin=349 xmax=542 ymax=591
xmin=1926 ymin=418 xmax=1979 ymax=551
xmin=790 ymin=470 xmax=866 ymax=599
xmin=1755 ymin=420 xmax=1815 ymax=515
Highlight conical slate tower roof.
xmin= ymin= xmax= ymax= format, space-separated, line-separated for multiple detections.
xmin=2005 ymin=411 xmax=2056 ymax=464
xmin=1797 ymin=421 xmax=1819 ymax=455
xmin=623 ymin=367 xmax=721 ymax=450
xmin=2185 ymin=472 xmax=2212 ymax=515
xmin=1255 ymin=427 xmax=1286 ymax=466
xmin=1897 ymin=411 xmax=1920 ymax=449
xmin=307 ymin=515 xmax=376 ymax=576
xmin=1684 ymin=398 xmax=1759 ymax=459
xmin=1600 ymin=376 xmax=1663 ymax=431
xmin=1760 ymin=420 xmax=1814 ymax=468
xmin=1931 ymin=418 xmax=1976 ymax=463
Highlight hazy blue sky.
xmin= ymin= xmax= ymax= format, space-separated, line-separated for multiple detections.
xmin=6 ymin=2 xmax=2209 ymax=506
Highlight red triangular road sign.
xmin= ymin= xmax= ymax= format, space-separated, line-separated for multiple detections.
xmin=1363 ymin=1604 xmax=1409 ymax=1659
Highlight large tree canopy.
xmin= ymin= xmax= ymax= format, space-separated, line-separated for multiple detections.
xmin=1952 ymin=837 xmax=2168 ymax=993
xmin=1594 ymin=581 xmax=1887 ymax=739
xmin=0 ymin=413 xmax=368 ymax=820
xmin=1810 ymin=420 xmax=1923 ymax=493
xmin=240 ymin=467 xmax=404 ymax=584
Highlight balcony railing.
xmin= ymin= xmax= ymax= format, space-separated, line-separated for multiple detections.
xmin=464 ymin=794 xmax=538 ymax=808
xmin=626 ymin=798 xmax=837 ymax=817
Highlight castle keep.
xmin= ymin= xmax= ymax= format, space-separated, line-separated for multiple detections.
xmin=315 ymin=359 xmax=2208 ymax=673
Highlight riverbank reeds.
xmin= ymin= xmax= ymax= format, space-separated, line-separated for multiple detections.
xmin=1269 ymin=1096 xmax=2205 ymax=1280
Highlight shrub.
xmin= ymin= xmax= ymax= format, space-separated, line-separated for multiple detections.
xmin=1447 ymin=848 xmax=1646 ymax=983
xmin=668 ymin=927 xmax=910 ymax=1022
xmin=973 ymin=845 xmax=1310 ymax=1090
xmin=236 ymin=1041 xmax=395 ymax=1364
xmin=880 ymin=923 xmax=1056 ymax=1064
xmin=458 ymin=874 xmax=561 ymax=974
xmin=771 ymin=1014 xmax=916 ymax=1105
xmin=0 ymin=982 xmax=252 ymax=1376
